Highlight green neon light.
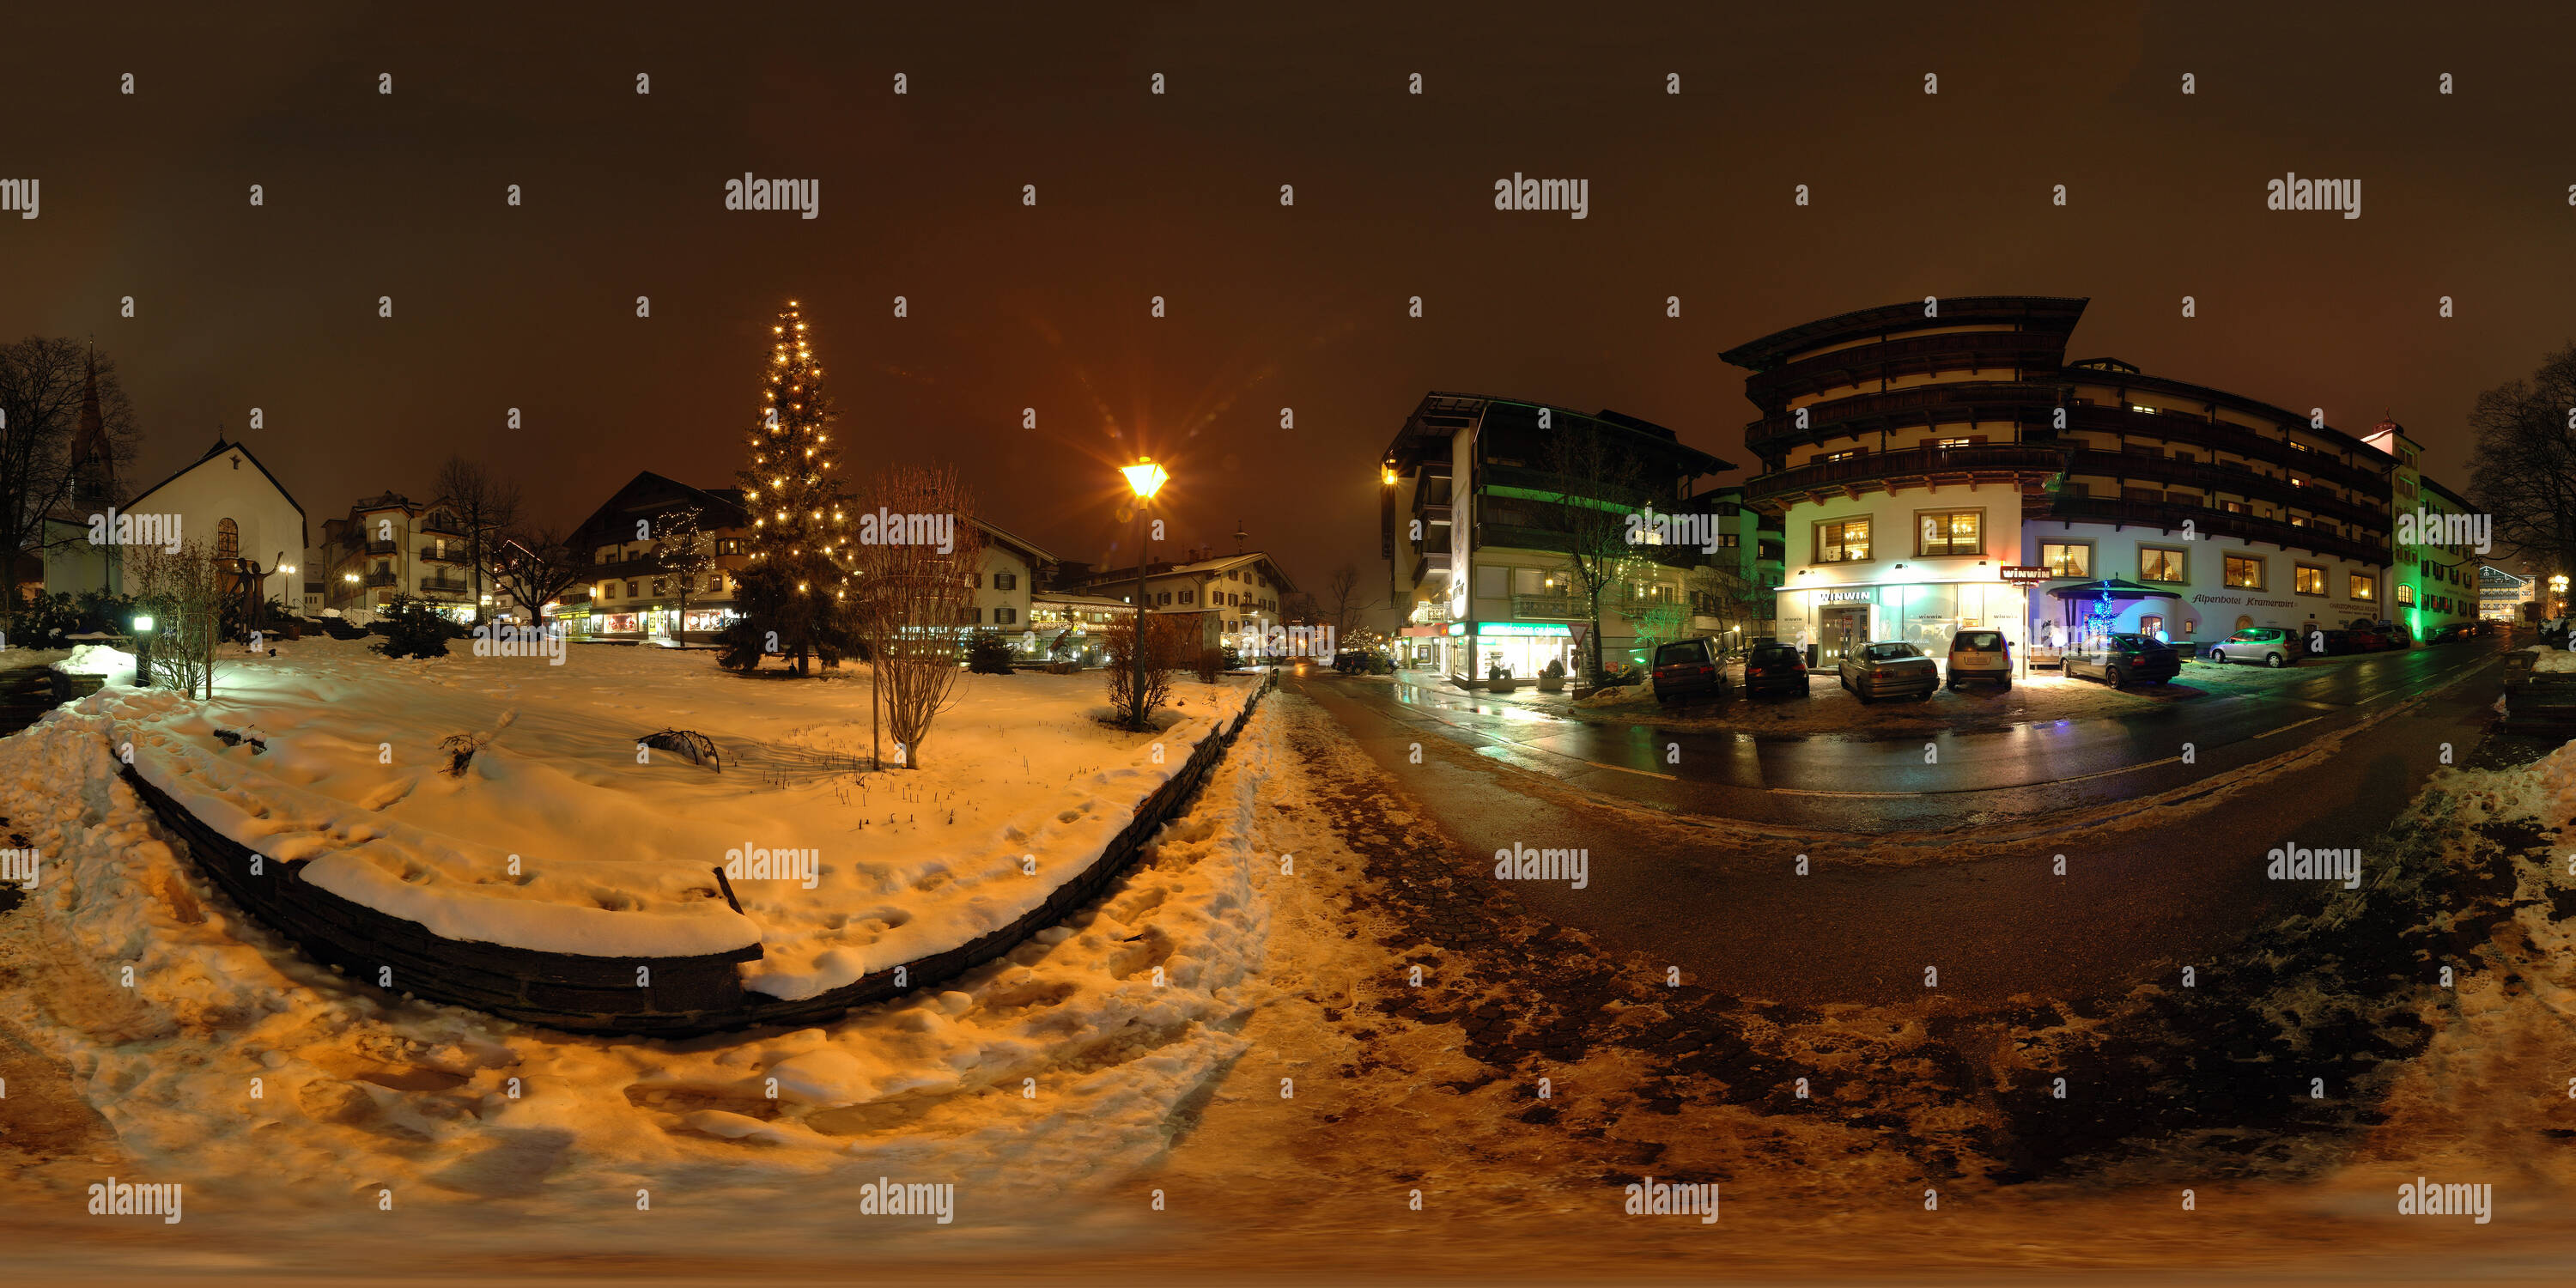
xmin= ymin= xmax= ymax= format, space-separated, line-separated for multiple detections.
xmin=1484 ymin=485 xmax=1639 ymax=516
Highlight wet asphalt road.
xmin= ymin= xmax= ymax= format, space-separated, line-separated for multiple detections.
xmin=1319 ymin=639 xmax=2513 ymax=831
xmin=1285 ymin=636 xmax=2531 ymax=1007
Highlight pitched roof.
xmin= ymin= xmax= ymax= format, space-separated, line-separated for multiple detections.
xmin=124 ymin=438 xmax=309 ymax=552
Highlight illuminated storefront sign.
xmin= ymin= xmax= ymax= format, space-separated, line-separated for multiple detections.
xmin=1472 ymin=622 xmax=1573 ymax=637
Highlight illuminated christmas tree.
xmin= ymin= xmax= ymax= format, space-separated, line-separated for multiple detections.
xmin=730 ymin=300 xmax=858 ymax=675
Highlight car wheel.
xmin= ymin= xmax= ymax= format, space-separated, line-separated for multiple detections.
xmin=1945 ymin=678 xmax=1958 ymax=691
xmin=2001 ymin=678 xmax=2013 ymax=690
xmin=2105 ymin=664 xmax=2124 ymax=688
xmin=2264 ymin=652 xmax=2283 ymax=668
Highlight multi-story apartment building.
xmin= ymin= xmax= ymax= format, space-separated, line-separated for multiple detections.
xmin=2478 ymin=565 xmax=2536 ymax=623
xmin=2360 ymin=418 xmax=2482 ymax=640
xmin=1380 ymin=392 xmax=1736 ymax=677
xmin=561 ymin=471 xmax=752 ymax=642
xmin=314 ymin=491 xmax=477 ymax=618
xmin=1075 ymin=549 xmax=1297 ymax=657
xmin=968 ymin=520 xmax=1054 ymax=640
xmin=1722 ymin=296 xmax=2406 ymax=663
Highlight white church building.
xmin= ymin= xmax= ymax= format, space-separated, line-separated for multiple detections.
xmin=44 ymin=437 xmax=308 ymax=622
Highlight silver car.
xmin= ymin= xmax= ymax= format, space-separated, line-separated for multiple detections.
xmin=2208 ymin=626 xmax=2303 ymax=668
xmin=1838 ymin=641 xmax=1940 ymax=703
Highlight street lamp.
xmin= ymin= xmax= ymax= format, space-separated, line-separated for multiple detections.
xmin=1121 ymin=457 xmax=1169 ymax=728
xmin=132 ymin=615 xmax=155 ymax=688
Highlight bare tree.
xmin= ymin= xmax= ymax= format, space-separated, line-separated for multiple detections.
xmin=653 ymin=507 xmax=718 ymax=647
xmin=1539 ymin=423 xmax=1651 ymax=679
xmin=1103 ymin=611 xmax=1193 ymax=728
xmin=1324 ymin=562 xmax=1364 ymax=637
xmin=431 ymin=456 xmax=521 ymax=626
xmin=2467 ymin=343 xmax=2576 ymax=580
xmin=494 ymin=526 xmax=586 ymax=626
xmin=851 ymin=464 xmax=984 ymax=769
xmin=0 ymin=338 xmax=142 ymax=615
xmin=126 ymin=540 xmax=224 ymax=697
xmin=1280 ymin=590 xmax=1321 ymax=626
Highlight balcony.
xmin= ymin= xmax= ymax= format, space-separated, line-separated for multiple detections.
xmin=419 ymin=519 xmax=464 ymax=538
xmin=1746 ymin=441 xmax=2387 ymax=534
xmin=363 ymin=570 xmax=398 ymax=588
xmin=1745 ymin=380 xmax=2067 ymax=450
xmin=419 ymin=576 xmax=468 ymax=595
xmin=363 ymin=540 xmax=397 ymax=556
xmin=1747 ymin=335 xmax=2074 ymax=410
xmin=1747 ymin=442 xmax=2069 ymax=505
xmin=1511 ymin=595 xmax=1587 ymax=620
xmin=2038 ymin=495 xmax=2388 ymax=568
xmin=421 ymin=546 xmax=469 ymax=565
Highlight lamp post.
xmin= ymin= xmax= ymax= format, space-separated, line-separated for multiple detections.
xmin=1120 ymin=457 xmax=1169 ymax=728
xmin=132 ymin=615 xmax=154 ymax=688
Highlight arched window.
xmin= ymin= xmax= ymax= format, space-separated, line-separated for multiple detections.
xmin=216 ymin=518 xmax=240 ymax=561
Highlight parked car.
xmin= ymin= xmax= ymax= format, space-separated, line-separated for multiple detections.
xmin=1943 ymin=629 xmax=2012 ymax=690
xmin=2063 ymin=633 xmax=2180 ymax=688
xmin=1650 ymin=637 xmax=1730 ymax=706
xmin=2426 ymin=621 xmax=2478 ymax=644
xmin=1741 ymin=641 xmax=1811 ymax=697
xmin=2366 ymin=619 xmax=2413 ymax=648
xmin=2307 ymin=628 xmax=2356 ymax=656
xmin=2208 ymin=626 xmax=2304 ymax=668
xmin=1838 ymin=641 xmax=1940 ymax=703
xmin=2343 ymin=623 xmax=2395 ymax=653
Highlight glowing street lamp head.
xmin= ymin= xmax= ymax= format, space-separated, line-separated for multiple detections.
xmin=1121 ymin=458 xmax=1169 ymax=501
xmin=132 ymin=615 xmax=155 ymax=634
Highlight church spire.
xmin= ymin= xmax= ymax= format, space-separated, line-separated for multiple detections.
xmin=69 ymin=346 xmax=115 ymax=512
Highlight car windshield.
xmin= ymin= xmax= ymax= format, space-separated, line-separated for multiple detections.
xmin=1654 ymin=642 xmax=1704 ymax=666
xmin=1953 ymin=631 xmax=2002 ymax=650
xmin=2105 ymin=634 xmax=2152 ymax=649
xmin=1862 ymin=643 xmax=1919 ymax=661
xmin=1751 ymin=645 xmax=1797 ymax=662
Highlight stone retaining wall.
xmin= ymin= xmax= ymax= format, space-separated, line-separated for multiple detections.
xmin=118 ymin=673 xmax=1273 ymax=1037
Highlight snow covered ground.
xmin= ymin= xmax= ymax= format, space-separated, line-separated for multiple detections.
xmin=0 ymin=674 xmax=1294 ymax=1242
xmin=66 ymin=638 xmax=1254 ymax=997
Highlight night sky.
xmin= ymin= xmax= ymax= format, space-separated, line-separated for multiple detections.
xmin=8 ymin=3 xmax=2571 ymax=617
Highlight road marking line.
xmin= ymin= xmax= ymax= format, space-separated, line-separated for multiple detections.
xmin=1586 ymin=761 xmax=1677 ymax=781
xmin=2253 ymin=716 xmax=2324 ymax=739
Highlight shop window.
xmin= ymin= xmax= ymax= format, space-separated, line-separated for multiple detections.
xmin=2348 ymin=574 xmax=2375 ymax=602
xmin=2223 ymin=555 xmax=2264 ymax=590
xmin=1915 ymin=509 xmax=1981 ymax=556
xmin=2140 ymin=548 xmax=2187 ymax=583
xmin=2041 ymin=542 xmax=2090 ymax=577
xmin=1815 ymin=518 xmax=1870 ymax=563
xmin=2294 ymin=565 xmax=2325 ymax=596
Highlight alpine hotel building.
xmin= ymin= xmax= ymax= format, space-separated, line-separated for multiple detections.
xmin=1722 ymin=296 xmax=2469 ymax=662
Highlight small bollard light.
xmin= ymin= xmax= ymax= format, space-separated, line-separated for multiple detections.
xmin=133 ymin=615 xmax=155 ymax=688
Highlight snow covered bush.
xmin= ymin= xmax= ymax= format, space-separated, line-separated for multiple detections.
xmin=125 ymin=540 xmax=225 ymax=696
xmin=964 ymin=629 xmax=1015 ymax=675
xmin=372 ymin=593 xmax=452 ymax=659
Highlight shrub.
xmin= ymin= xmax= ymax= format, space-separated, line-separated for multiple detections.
xmin=964 ymin=629 xmax=1015 ymax=675
xmin=1103 ymin=613 xmax=1195 ymax=727
xmin=373 ymin=594 xmax=453 ymax=659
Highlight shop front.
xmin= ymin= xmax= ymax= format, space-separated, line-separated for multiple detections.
xmin=1776 ymin=580 xmax=2028 ymax=664
xmin=1449 ymin=621 xmax=1577 ymax=679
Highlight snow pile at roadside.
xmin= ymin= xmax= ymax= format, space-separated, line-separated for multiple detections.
xmin=2524 ymin=644 xmax=2576 ymax=673
xmin=1572 ymin=683 xmax=1653 ymax=708
xmin=0 ymin=696 xmax=1284 ymax=1217
xmin=75 ymin=639 xmax=1255 ymax=997
xmin=2330 ymin=733 xmax=2576 ymax=1195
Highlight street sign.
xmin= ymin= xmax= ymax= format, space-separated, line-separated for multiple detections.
xmin=1569 ymin=623 xmax=1591 ymax=647
xmin=2001 ymin=565 xmax=2053 ymax=583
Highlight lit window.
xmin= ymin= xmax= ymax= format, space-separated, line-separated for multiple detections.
xmin=2041 ymin=543 xmax=2089 ymax=577
xmin=1916 ymin=510 xmax=1981 ymax=556
xmin=1816 ymin=519 xmax=1870 ymax=563
xmin=2348 ymin=574 xmax=2376 ymax=602
xmin=2141 ymin=548 xmax=2186 ymax=583
xmin=2294 ymin=565 xmax=2325 ymax=596
xmin=2224 ymin=555 xmax=2264 ymax=590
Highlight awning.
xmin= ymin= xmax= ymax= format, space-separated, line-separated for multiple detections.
xmin=2045 ymin=578 xmax=2182 ymax=643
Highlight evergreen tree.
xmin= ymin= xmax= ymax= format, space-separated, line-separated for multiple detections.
xmin=734 ymin=301 xmax=858 ymax=674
